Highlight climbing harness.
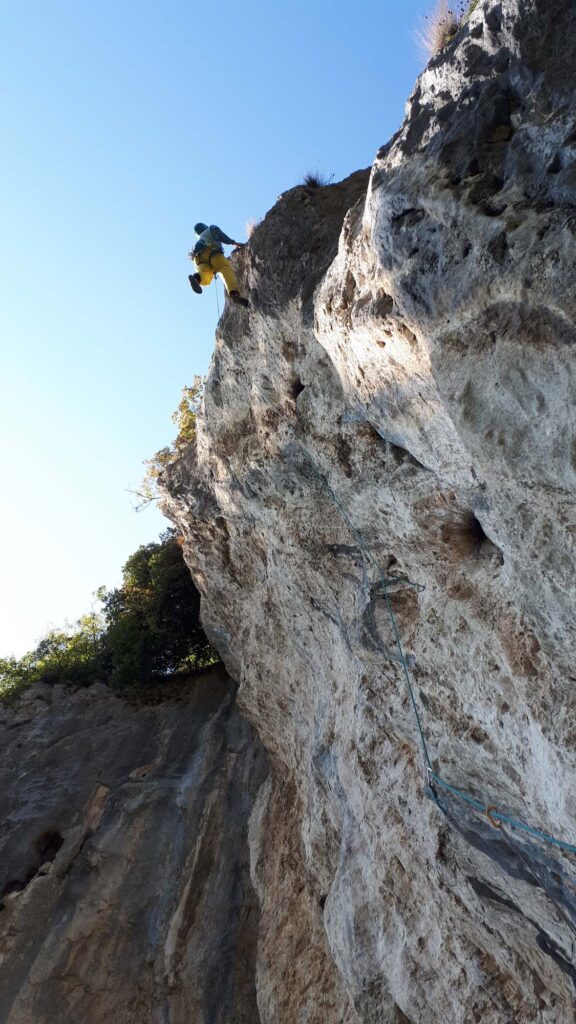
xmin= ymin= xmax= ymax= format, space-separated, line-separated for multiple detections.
xmin=195 ymin=243 xmax=224 ymax=270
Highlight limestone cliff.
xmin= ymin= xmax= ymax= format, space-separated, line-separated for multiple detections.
xmin=0 ymin=669 xmax=267 ymax=1024
xmin=160 ymin=0 xmax=576 ymax=1020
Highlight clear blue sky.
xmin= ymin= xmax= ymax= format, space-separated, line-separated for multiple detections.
xmin=1 ymin=0 xmax=427 ymax=657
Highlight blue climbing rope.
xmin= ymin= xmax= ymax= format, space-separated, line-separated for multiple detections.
xmin=298 ymin=446 xmax=433 ymax=773
xmin=428 ymin=771 xmax=576 ymax=855
xmin=233 ymin=367 xmax=576 ymax=859
xmin=295 ymin=442 xmax=576 ymax=858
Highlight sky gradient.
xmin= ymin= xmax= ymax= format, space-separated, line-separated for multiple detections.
xmin=1 ymin=0 xmax=429 ymax=656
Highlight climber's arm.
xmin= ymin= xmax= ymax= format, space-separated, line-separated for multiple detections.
xmin=210 ymin=225 xmax=244 ymax=248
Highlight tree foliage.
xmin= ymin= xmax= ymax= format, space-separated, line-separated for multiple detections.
xmin=103 ymin=530 xmax=212 ymax=686
xmin=138 ymin=377 xmax=204 ymax=509
xmin=0 ymin=529 xmax=215 ymax=701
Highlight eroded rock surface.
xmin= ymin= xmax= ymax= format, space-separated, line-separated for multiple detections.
xmin=161 ymin=1 xmax=576 ymax=1020
xmin=0 ymin=669 xmax=267 ymax=1024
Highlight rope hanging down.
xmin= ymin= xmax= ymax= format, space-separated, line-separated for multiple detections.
xmin=229 ymin=367 xmax=576 ymax=858
xmin=299 ymin=446 xmax=432 ymax=774
xmin=293 ymin=442 xmax=576 ymax=857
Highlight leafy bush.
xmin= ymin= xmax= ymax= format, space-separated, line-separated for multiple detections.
xmin=0 ymin=529 xmax=216 ymax=701
xmin=0 ymin=614 xmax=107 ymax=702
xmin=0 ymin=656 xmax=36 ymax=702
xmin=139 ymin=376 xmax=204 ymax=509
xmin=103 ymin=530 xmax=214 ymax=686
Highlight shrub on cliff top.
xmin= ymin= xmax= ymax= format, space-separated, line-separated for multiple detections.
xmin=416 ymin=0 xmax=478 ymax=60
xmin=416 ymin=0 xmax=460 ymax=58
xmin=301 ymin=171 xmax=333 ymax=189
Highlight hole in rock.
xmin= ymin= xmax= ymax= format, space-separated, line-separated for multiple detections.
xmin=480 ymin=202 xmax=507 ymax=218
xmin=391 ymin=207 xmax=425 ymax=229
xmin=1 ymin=830 xmax=65 ymax=899
xmin=440 ymin=510 xmax=501 ymax=562
xmin=336 ymin=437 xmax=353 ymax=477
xmin=2 ymin=877 xmax=32 ymax=898
xmin=389 ymin=443 xmax=429 ymax=472
xmin=36 ymin=831 xmax=64 ymax=864
xmin=290 ymin=377 xmax=305 ymax=401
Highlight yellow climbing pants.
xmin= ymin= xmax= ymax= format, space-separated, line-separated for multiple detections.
xmin=194 ymin=251 xmax=239 ymax=294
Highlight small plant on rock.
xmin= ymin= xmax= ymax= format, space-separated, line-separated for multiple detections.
xmin=137 ymin=376 xmax=204 ymax=510
xmin=301 ymin=170 xmax=333 ymax=189
xmin=416 ymin=0 xmax=472 ymax=61
xmin=245 ymin=218 xmax=261 ymax=238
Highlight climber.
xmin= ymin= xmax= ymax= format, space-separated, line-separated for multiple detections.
xmin=188 ymin=223 xmax=249 ymax=307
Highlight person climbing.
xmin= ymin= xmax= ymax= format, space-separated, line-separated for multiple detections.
xmin=188 ymin=223 xmax=249 ymax=307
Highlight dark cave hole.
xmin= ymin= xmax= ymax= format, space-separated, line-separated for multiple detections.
xmin=36 ymin=830 xmax=64 ymax=864
xmin=290 ymin=377 xmax=305 ymax=401
xmin=1 ymin=831 xmax=64 ymax=900
xmin=2 ymin=876 xmax=33 ymax=898
xmin=440 ymin=510 xmax=501 ymax=561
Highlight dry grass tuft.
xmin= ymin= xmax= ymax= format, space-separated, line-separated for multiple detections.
xmin=301 ymin=170 xmax=332 ymax=189
xmin=416 ymin=0 xmax=464 ymax=61
xmin=245 ymin=218 xmax=261 ymax=238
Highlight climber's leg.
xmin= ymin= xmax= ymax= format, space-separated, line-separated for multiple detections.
xmin=210 ymin=252 xmax=239 ymax=294
xmin=196 ymin=261 xmax=215 ymax=287
xmin=211 ymin=253 xmax=249 ymax=307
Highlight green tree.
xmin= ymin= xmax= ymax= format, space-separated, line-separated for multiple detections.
xmin=0 ymin=529 xmax=215 ymax=701
xmin=0 ymin=655 xmax=33 ymax=700
xmin=103 ymin=529 xmax=214 ymax=686
xmin=0 ymin=608 xmax=108 ymax=699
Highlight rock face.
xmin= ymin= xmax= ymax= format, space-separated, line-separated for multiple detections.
xmin=0 ymin=669 xmax=267 ymax=1024
xmin=160 ymin=1 xmax=576 ymax=1020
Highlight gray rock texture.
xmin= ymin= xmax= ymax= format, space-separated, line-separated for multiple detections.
xmin=0 ymin=669 xmax=268 ymax=1024
xmin=160 ymin=0 xmax=576 ymax=1020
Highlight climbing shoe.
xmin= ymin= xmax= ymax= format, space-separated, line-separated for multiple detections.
xmin=230 ymin=290 xmax=249 ymax=308
xmin=188 ymin=273 xmax=202 ymax=294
